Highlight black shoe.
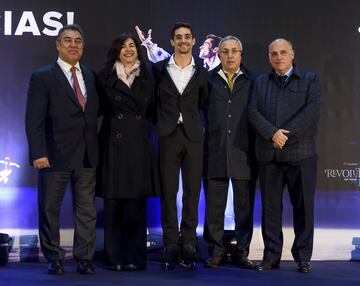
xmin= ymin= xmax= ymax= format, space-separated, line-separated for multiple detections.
xmin=296 ymin=261 xmax=312 ymax=273
xmin=164 ymin=261 xmax=176 ymax=271
xmin=255 ymin=259 xmax=280 ymax=271
xmin=181 ymin=244 xmax=199 ymax=263
xmin=179 ymin=260 xmax=197 ymax=270
xmin=124 ymin=264 xmax=138 ymax=271
xmin=204 ymin=255 xmax=223 ymax=268
xmin=77 ymin=260 xmax=95 ymax=275
xmin=109 ymin=264 xmax=123 ymax=271
xmin=234 ymin=256 xmax=254 ymax=269
xmin=163 ymin=245 xmax=179 ymax=271
xmin=48 ymin=260 xmax=64 ymax=275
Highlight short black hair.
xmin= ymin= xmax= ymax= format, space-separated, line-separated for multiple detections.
xmin=57 ymin=24 xmax=84 ymax=42
xmin=171 ymin=22 xmax=193 ymax=39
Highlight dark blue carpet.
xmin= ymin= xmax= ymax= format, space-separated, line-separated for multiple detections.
xmin=0 ymin=261 xmax=359 ymax=286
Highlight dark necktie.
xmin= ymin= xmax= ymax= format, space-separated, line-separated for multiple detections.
xmin=278 ymin=75 xmax=288 ymax=87
xmin=71 ymin=66 xmax=86 ymax=111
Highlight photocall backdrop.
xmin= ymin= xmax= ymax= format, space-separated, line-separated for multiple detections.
xmin=1 ymin=0 xmax=360 ymax=195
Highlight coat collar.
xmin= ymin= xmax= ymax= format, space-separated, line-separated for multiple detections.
xmin=52 ymin=62 xmax=83 ymax=110
xmin=210 ymin=64 xmax=251 ymax=97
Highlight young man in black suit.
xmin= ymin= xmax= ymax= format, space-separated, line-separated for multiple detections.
xmin=25 ymin=24 xmax=98 ymax=275
xmin=152 ymin=22 xmax=208 ymax=270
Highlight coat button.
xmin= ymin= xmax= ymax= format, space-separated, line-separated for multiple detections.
xmin=228 ymin=99 xmax=231 ymax=103
xmin=116 ymin=133 xmax=122 ymax=139
xmin=227 ymin=130 xmax=231 ymax=134
xmin=117 ymin=113 xmax=123 ymax=119
xmin=115 ymin=95 xmax=122 ymax=101
xmin=228 ymin=114 xmax=232 ymax=118
xmin=144 ymin=97 xmax=148 ymax=102
xmin=135 ymin=115 xmax=142 ymax=120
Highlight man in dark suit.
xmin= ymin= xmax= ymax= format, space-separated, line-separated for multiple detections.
xmin=203 ymin=36 xmax=257 ymax=269
xmin=248 ymin=38 xmax=322 ymax=273
xmin=152 ymin=22 xmax=207 ymax=270
xmin=25 ymin=24 xmax=98 ymax=275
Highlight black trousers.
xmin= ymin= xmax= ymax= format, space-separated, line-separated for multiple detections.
xmin=258 ymin=159 xmax=317 ymax=262
xmin=159 ymin=125 xmax=203 ymax=247
xmin=38 ymin=168 xmax=96 ymax=262
xmin=203 ymin=178 xmax=255 ymax=257
xmin=104 ymin=199 xmax=147 ymax=269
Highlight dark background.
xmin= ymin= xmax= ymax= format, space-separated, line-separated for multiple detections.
xmin=1 ymin=0 xmax=360 ymax=190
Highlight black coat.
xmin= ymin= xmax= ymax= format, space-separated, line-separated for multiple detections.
xmin=25 ymin=62 xmax=99 ymax=170
xmin=96 ymin=69 xmax=160 ymax=199
xmin=203 ymin=65 xmax=257 ymax=179
xmin=152 ymin=58 xmax=208 ymax=141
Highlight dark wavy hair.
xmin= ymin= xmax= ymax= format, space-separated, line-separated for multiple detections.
xmin=101 ymin=33 xmax=148 ymax=77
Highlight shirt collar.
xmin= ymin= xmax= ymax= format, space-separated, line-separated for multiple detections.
xmin=218 ymin=67 xmax=243 ymax=82
xmin=275 ymin=65 xmax=293 ymax=77
xmin=270 ymin=64 xmax=301 ymax=79
xmin=221 ymin=67 xmax=242 ymax=76
xmin=57 ymin=57 xmax=81 ymax=72
xmin=168 ymin=55 xmax=195 ymax=68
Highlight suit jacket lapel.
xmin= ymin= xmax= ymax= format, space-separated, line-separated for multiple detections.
xmin=158 ymin=60 xmax=181 ymax=97
xmin=181 ymin=63 xmax=199 ymax=96
xmin=53 ymin=62 xmax=82 ymax=109
xmin=81 ymin=65 xmax=93 ymax=110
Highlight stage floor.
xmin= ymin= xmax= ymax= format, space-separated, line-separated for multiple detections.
xmin=0 ymin=260 xmax=359 ymax=286
xmin=1 ymin=189 xmax=360 ymax=261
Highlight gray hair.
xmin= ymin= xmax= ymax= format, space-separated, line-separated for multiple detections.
xmin=219 ymin=35 xmax=243 ymax=51
xmin=269 ymin=38 xmax=293 ymax=51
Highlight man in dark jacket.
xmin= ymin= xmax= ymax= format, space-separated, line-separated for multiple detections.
xmin=248 ymin=38 xmax=322 ymax=273
xmin=203 ymin=36 xmax=257 ymax=269
xmin=152 ymin=22 xmax=208 ymax=270
xmin=25 ymin=24 xmax=98 ymax=275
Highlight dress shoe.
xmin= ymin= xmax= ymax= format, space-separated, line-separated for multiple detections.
xmin=48 ymin=260 xmax=64 ymax=275
xmin=204 ymin=255 xmax=223 ymax=268
xmin=180 ymin=244 xmax=199 ymax=263
xmin=109 ymin=264 xmax=122 ymax=271
xmin=164 ymin=261 xmax=176 ymax=271
xmin=76 ymin=260 xmax=95 ymax=275
xmin=296 ymin=261 xmax=312 ymax=273
xmin=124 ymin=264 xmax=138 ymax=271
xmin=255 ymin=259 xmax=280 ymax=271
xmin=180 ymin=244 xmax=198 ymax=269
xmin=179 ymin=260 xmax=197 ymax=270
xmin=163 ymin=245 xmax=179 ymax=271
xmin=234 ymin=256 xmax=254 ymax=269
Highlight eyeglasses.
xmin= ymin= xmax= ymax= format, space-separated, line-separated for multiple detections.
xmin=219 ymin=49 xmax=242 ymax=56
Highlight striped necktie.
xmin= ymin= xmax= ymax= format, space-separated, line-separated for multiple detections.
xmin=278 ymin=75 xmax=288 ymax=87
xmin=226 ymin=73 xmax=234 ymax=91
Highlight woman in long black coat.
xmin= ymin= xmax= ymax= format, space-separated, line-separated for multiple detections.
xmin=97 ymin=33 xmax=159 ymax=271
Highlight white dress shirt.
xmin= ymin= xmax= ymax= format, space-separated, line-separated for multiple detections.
xmin=218 ymin=67 xmax=243 ymax=83
xmin=167 ymin=55 xmax=195 ymax=123
xmin=57 ymin=57 xmax=87 ymax=100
